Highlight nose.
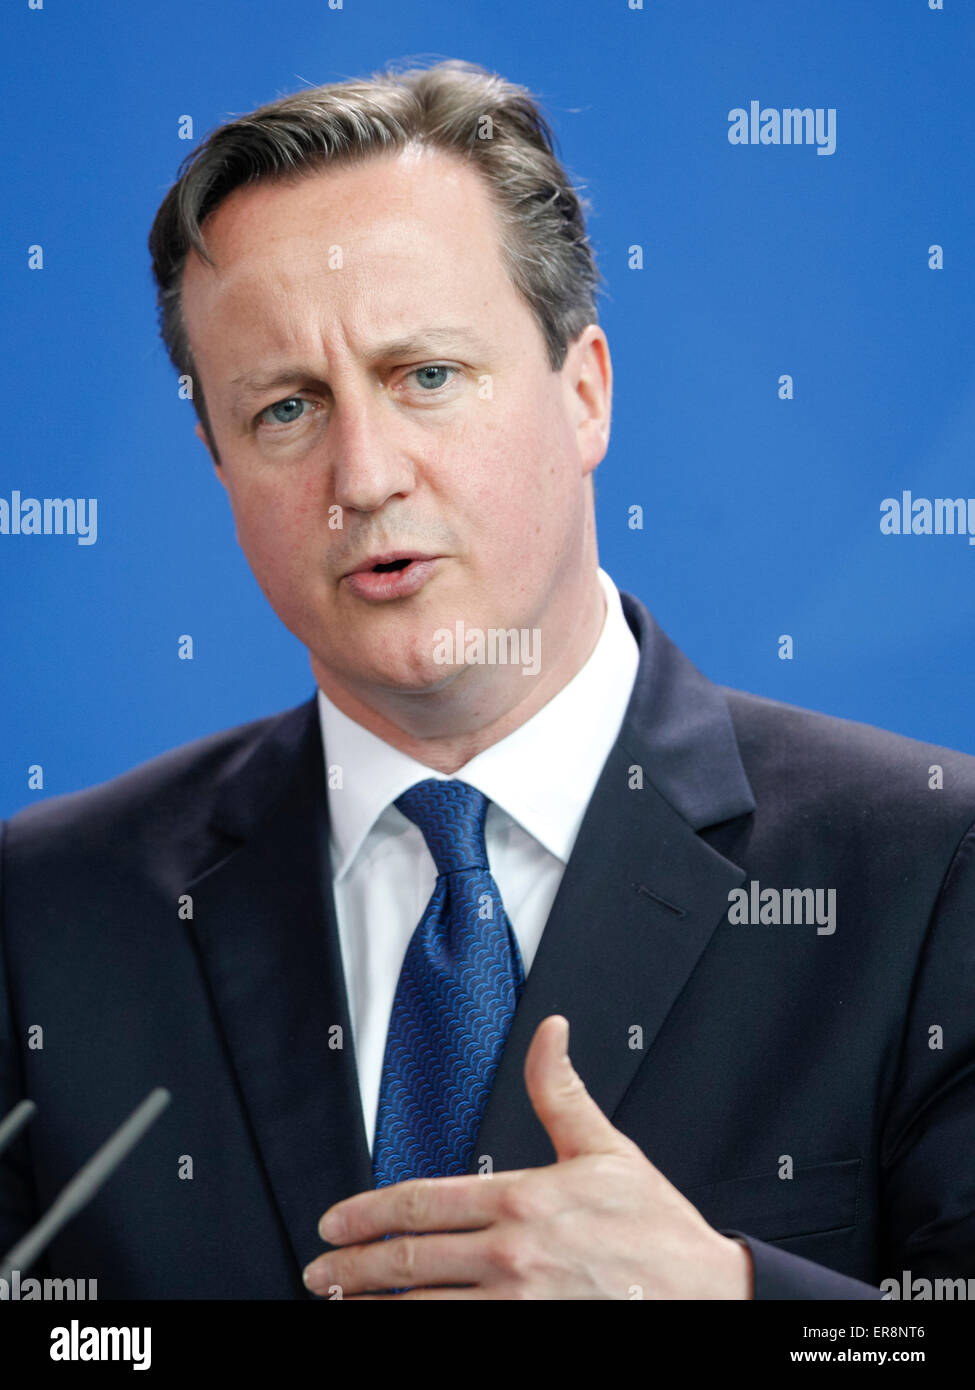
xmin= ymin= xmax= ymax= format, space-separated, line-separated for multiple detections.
xmin=327 ymin=390 xmax=417 ymax=515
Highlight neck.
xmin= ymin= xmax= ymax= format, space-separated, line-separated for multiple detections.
xmin=313 ymin=570 xmax=607 ymax=774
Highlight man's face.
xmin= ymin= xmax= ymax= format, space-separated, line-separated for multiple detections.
xmin=180 ymin=145 xmax=610 ymax=716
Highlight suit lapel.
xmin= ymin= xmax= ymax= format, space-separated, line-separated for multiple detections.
xmin=186 ymin=700 xmax=372 ymax=1278
xmin=182 ymin=589 xmax=757 ymax=1245
xmin=472 ymin=593 xmax=756 ymax=1173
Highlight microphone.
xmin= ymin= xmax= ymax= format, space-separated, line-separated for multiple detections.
xmin=0 ymin=1099 xmax=37 ymax=1157
xmin=0 ymin=1087 xmax=171 ymax=1282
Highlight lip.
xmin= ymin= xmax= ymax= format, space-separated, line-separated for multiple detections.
xmin=344 ymin=550 xmax=440 ymax=577
xmin=341 ymin=552 xmax=444 ymax=602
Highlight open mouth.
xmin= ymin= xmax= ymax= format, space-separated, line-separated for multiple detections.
xmin=344 ymin=553 xmax=439 ymax=600
xmin=371 ymin=558 xmax=413 ymax=573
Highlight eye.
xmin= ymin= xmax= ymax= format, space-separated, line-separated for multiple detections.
xmin=409 ymin=364 xmax=456 ymax=391
xmin=257 ymin=397 xmax=311 ymax=427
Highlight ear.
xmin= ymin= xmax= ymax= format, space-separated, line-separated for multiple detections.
xmin=562 ymin=325 xmax=612 ymax=478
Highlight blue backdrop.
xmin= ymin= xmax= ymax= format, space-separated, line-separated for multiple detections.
xmin=2 ymin=0 xmax=971 ymax=816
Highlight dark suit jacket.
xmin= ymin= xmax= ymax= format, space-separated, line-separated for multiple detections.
xmin=2 ymin=592 xmax=974 ymax=1299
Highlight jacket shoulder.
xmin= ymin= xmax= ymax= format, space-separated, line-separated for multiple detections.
xmin=2 ymin=700 xmax=313 ymax=855
xmin=722 ymin=686 xmax=975 ymax=829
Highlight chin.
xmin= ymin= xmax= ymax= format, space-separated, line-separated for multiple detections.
xmin=326 ymin=640 xmax=469 ymax=699
xmin=372 ymin=657 xmax=468 ymax=697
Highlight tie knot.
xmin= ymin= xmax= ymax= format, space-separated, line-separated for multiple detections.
xmin=395 ymin=778 xmax=490 ymax=877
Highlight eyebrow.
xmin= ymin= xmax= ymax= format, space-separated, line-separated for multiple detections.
xmin=227 ymin=327 xmax=493 ymax=399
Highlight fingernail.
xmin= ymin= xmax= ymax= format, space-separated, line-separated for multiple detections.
xmin=319 ymin=1210 xmax=341 ymax=1242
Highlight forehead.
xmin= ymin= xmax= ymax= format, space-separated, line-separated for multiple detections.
xmin=179 ymin=147 xmax=523 ymax=360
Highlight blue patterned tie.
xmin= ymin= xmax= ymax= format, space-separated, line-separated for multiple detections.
xmin=372 ymin=778 xmax=526 ymax=1187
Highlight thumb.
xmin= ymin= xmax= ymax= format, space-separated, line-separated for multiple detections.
xmin=524 ymin=1015 xmax=635 ymax=1162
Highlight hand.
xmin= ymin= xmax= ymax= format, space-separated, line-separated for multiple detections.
xmin=303 ymin=1014 xmax=753 ymax=1299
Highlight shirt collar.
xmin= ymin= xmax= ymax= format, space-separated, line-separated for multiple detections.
xmin=318 ymin=567 xmax=640 ymax=879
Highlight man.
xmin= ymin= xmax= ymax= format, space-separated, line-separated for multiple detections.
xmin=1 ymin=59 xmax=973 ymax=1301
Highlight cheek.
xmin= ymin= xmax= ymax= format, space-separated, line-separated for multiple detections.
xmin=228 ymin=477 xmax=319 ymax=581
xmin=457 ymin=393 xmax=550 ymax=490
xmin=458 ymin=403 xmax=572 ymax=545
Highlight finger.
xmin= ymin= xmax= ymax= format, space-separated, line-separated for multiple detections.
xmin=319 ymin=1170 xmax=524 ymax=1245
xmin=304 ymin=1228 xmax=491 ymax=1297
xmin=524 ymin=1015 xmax=636 ymax=1162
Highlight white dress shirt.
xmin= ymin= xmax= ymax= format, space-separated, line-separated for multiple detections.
xmin=317 ymin=566 xmax=640 ymax=1153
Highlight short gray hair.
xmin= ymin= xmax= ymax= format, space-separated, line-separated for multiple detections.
xmin=148 ymin=58 xmax=603 ymax=450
